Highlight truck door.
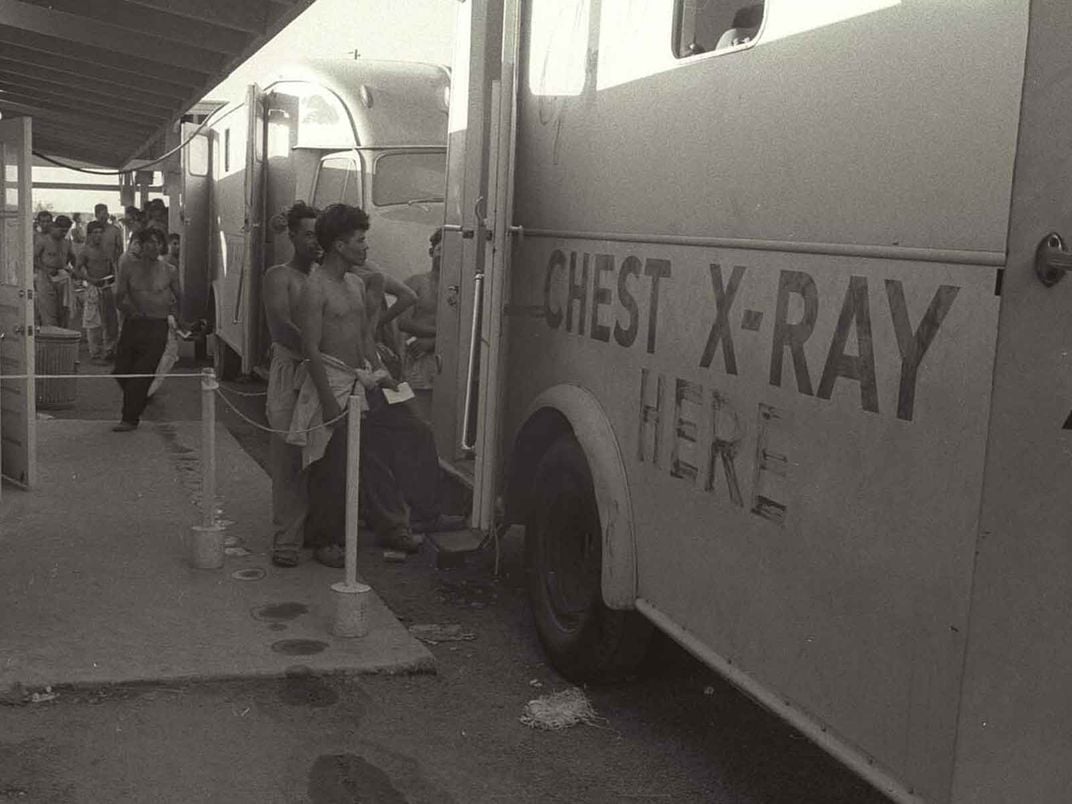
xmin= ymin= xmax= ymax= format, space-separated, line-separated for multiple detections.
xmin=434 ymin=0 xmax=502 ymax=473
xmin=952 ymin=9 xmax=1072 ymax=801
xmin=242 ymin=84 xmax=267 ymax=373
xmin=0 ymin=116 xmax=36 ymax=495
xmin=470 ymin=1 xmax=521 ymax=530
xmin=214 ymin=84 xmax=265 ymax=377
xmin=179 ymin=122 xmax=211 ymax=324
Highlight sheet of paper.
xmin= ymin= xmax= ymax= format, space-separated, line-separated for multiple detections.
xmin=382 ymin=382 xmax=415 ymax=405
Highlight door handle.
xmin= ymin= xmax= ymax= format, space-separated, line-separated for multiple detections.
xmin=1035 ymin=232 xmax=1072 ymax=287
xmin=460 ymin=272 xmax=485 ymax=455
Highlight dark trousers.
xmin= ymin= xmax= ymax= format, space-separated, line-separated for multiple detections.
xmin=113 ymin=317 xmax=168 ymax=424
xmin=306 ymin=399 xmax=440 ymax=547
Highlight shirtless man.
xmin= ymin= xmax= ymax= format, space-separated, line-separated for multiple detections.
xmin=33 ymin=215 xmax=76 ymax=327
xmin=262 ymin=202 xmax=320 ymax=567
xmin=112 ymin=228 xmax=181 ymax=431
xmin=75 ymin=220 xmax=119 ymax=362
xmin=398 ymin=227 xmax=443 ymax=422
xmin=299 ymin=205 xmax=464 ymax=563
xmin=300 ymin=204 xmax=431 ymax=563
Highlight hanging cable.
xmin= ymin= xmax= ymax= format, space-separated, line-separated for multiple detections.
xmin=30 ymin=101 xmax=232 ymax=176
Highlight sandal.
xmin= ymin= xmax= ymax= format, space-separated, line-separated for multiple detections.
xmin=314 ymin=545 xmax=346 ymax=568
xmin=271 ymin=551 xmax=300 ymax=568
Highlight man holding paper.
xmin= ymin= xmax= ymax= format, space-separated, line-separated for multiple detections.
xmin=295 ymin=204 xmax=462 ymax=564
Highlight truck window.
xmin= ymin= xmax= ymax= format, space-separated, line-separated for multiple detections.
xmin=528 ymin=0 xmax=590 ymax=96
xmin=186 ymin=135 xmax=208 ymax=177
xmin=372 ymin=152 xmax=445 ymax=207
xmin=313 ymin=157 xmax=360 ymax=208
xmin=674 ymin=0 xmax=765 ymax=57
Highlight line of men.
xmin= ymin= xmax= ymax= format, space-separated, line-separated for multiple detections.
xmin=264 ymin=202 xmax=462 ymax=568
xmin=33 ymin=202 xmax=188 ymax=430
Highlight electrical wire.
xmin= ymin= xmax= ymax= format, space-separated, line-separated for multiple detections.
xmin=30 ymin=101 xmax=231 ymax=176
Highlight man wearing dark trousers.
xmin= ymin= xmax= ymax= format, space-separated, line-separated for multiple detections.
xmin=112 ymin=228 xmax=181 ymax=432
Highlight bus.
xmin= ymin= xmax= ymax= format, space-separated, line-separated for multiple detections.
xmin=176 ymin=59 xmax=449 ymax=377
xmin=432 ymin=2 xmax=1072 ymax=802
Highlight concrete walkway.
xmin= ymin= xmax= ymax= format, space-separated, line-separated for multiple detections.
xmin=0 ymin=418 xmax=433 ymax=697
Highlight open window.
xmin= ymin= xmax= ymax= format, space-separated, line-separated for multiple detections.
xmin=673 ymin=1 xmax=765 ymax=58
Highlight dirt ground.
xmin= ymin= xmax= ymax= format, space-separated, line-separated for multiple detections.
xmin=3 ymin=348 xmax=890 ymax=803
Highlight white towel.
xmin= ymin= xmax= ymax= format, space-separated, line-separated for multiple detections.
xmin=265 ymin=343 xmax=304 ymax=432
xmin=286 ymin=353 xmax=371 ymax=468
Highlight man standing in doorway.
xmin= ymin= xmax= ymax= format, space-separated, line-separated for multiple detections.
xmin=262 ymin=202 xmax=320 ymax=568
xmin=112 ymin=228 xmax=180 ymax=432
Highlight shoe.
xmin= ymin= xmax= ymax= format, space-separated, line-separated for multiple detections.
xmin=112 ymin=421 xmax=138 ymax=432
xmin=314 ymin=545 xmax=346 ymax=568
xmin=271 ymin=551 xmax=300 ymax=568
xmin=381 ymin=528 xmax=424 ymax=554
xmin=411 ymin=514 xmax=468 ymax=534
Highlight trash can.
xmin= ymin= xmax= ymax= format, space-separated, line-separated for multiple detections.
xmin=35 ymin=325 xmax=82 ymax=409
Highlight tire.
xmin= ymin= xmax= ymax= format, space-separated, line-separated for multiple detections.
xmin=525 ymin=435 xmax=653 ymax=682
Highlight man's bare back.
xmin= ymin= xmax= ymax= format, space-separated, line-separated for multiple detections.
xmin=263 ymin=263 xmax=309 ymax=353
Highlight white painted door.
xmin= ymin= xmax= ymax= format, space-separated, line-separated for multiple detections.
xmin=0 ymin=116 xmax=36 ymax=493
xmin=179 ymin=122 xmax=211 ymax=324
xmin=472 ymin=0 xmax=521 ymax=531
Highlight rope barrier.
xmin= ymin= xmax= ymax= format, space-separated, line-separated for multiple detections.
xmin=214 ymin=385 xmax=267 ymax=398
xmin=0 ymin=372 xmax=207 ymax=380
xmin=211 ymin=384 xmax=349 ymax=435
xmin=2 ymin=369 xmax=341 ymax=435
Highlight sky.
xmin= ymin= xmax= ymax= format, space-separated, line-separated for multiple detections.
xmin=33 ymin=0 xmax=458 ymax=214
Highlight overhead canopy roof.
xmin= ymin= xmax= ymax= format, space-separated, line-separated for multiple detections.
xmin=0 ymin=0 xmax=316 ymax=169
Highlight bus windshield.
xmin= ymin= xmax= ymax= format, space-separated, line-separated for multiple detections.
xmin=372 ymin=152 xmax=445 ymax=207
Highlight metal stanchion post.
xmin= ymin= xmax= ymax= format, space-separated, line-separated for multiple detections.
xmin=201 ymin=367 xmax=217 ymax=528
xmin=332 ymin=393 xmax=371 ymax=637
xmin=191 ymin=367 xmax=224 ymax=569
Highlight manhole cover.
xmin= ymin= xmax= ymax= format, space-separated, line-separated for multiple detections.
xmin=232 ymin=568 xmax=266 ymax=581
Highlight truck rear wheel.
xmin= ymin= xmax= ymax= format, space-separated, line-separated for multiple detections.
xmin=525 ymin=435 xmax=652 ymax=681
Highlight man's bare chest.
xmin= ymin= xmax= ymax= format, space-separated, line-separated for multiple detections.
xmin=129 ymin=263 xmax=170 ymax=292
xmin=322 ymin=278 xmax=367 ymax=322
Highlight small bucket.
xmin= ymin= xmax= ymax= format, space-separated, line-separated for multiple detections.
xmin=331 ymin=582 xmax=371 ymax=638
xmin=190 ymin=523 xmax=225 ymax=569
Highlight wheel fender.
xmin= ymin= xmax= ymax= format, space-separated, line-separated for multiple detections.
xmin=523 ymin=384 xmax=637 ymax=610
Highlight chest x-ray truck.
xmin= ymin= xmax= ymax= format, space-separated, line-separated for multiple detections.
xmin=434 ymin=1 xmax=1072 ymax=802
